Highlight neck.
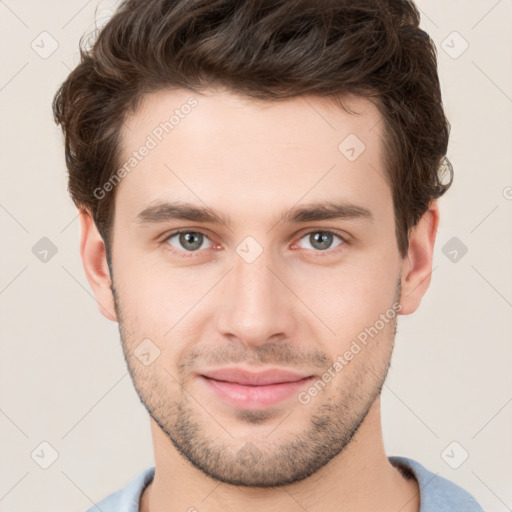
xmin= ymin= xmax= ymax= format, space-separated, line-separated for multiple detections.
xmin=140 ymin=398 xmax=419 ymax=512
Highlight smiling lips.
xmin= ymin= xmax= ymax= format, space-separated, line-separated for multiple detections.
xmin=199 ymin=367 xmax=315 ymax=409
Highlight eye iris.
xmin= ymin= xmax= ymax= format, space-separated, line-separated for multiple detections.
xmin=180 ymin=232 xmax=203 ymax=251
xmin=310 ymin=232 xmax=333 ymax=250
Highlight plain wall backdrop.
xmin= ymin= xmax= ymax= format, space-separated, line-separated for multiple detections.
xmin=0 ymin=1 xmax=511 ymax=511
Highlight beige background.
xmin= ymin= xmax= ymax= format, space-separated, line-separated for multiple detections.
xmin=0 ymin=1 xmax=511 ymax=511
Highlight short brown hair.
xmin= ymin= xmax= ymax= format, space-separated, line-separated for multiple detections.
xmin=53 ymin=0 xmax=452 ymax=257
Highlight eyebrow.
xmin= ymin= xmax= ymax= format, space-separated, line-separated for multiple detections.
xmin=135 ymin=200 xmax=373 ymax=227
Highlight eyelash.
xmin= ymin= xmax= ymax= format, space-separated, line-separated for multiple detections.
xmin=162 ymin=228 xmax=349 ymax=259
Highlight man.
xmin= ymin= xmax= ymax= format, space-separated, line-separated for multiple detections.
xmin=53 ymin=0 xmax=485 ymax=510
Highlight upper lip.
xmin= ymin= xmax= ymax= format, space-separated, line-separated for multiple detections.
xmin=200 ymin=367 xmax=313 ymax=386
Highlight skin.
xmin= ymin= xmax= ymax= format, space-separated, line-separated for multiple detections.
xmin=80 ymin=87 xmax=439 ymax=512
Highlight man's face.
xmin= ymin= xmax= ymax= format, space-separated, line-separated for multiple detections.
xmin=108 ymin=88 xmax=404 ymax=486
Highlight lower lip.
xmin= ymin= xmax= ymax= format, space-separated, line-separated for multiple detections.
xmin=199 ymin=375 xmax=314 ymax=409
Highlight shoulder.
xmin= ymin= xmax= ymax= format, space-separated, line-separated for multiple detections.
xmin=85 ymin=466 xmax=155 ymax=512
xmin=389 ymin=456 xmax=485 ymax=512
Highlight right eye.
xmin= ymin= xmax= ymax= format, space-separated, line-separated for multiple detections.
xmin=165 ymin=230 xmax=214 ymax=253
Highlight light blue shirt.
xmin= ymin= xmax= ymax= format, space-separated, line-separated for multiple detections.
xmin=86 ymin=456 xmax=484 ymax=511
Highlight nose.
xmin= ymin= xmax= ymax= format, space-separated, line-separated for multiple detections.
xmin=215 ymin=249 xmax=298 ymax=347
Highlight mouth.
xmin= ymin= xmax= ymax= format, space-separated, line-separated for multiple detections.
xmin=198 ymin=367 xmax=315 ymax=410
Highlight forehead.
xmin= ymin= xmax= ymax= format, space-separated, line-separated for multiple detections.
xmin=115 ymin=88 xmax=391 ymax=225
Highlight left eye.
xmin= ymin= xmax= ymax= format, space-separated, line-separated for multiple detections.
xmin=166 ymin=231 xmax=213 ymax=252
xmin=297 ymin=231 xmax=344 ymax=251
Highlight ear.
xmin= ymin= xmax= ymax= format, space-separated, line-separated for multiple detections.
xmin=399 ymin=200 xmax=439 ymax=315
xmin=79 ymin=210 xmax=118 ymax=322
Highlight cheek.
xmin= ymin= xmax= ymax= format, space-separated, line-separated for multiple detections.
xmin=287 ymin=254 xmax=400 ymax=342
xmin=112 ymin=242 xmax=235 ymax=380
xmin=113 ymin=256 xmax=217 ymax=355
